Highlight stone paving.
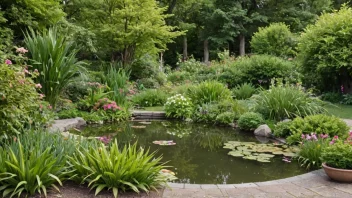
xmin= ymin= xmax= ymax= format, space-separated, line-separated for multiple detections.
xmin=162 ymin=170 xmax=352 ymax=198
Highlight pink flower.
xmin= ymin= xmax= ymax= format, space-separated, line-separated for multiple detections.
xmin=341 ymin=85 xmax=344 ymax=94
xmin=16 ymin=47 xmax=28 ymax=54
xmin=301 ymin=134 xmax=305 ymax=139
xmin=39 ymin=104 xmax=43 ymax=110
xmin=35 ymin=84 xmax=42 ymax=89
xmin=330 ymin=140 xmax=335 ymax=145
xmin=18 ymin=79 xmax=25 ymax=84
xmin=5 ymin=59 xmax=12 ymax=65
xmin=34 ymin=69 xmax=39 ymax=73
xmin=333 ymin=136 xmax=339 ymax=140
xmin=48 ymin=105 xmax=52 ymax=110
xmin=306 ymin=135 xmax=311 ymax=140
xmin=23 ymin=69 xmax=30 ymax=74
xmin=349 ymin=131 xmax=352 ymax=137
xmin=39 ymin=94 xmax=45 ymax=99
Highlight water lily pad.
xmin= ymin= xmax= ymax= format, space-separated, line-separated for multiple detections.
xmin=257 ymin=158 xmax=271 ymax=163
xmin=243 ymin=156 xmax=257 ymax=160
xmin=283 ymin=152 xmax=296 ymax=157
xmin=139 ymin=122 xmax=152 ymax=125
xmin=242 ymin=151 xmax=252 ymax=156
xmin=272 ymin=151 xmax=284 ymax=155
xmin=228 ymin=151 xmax=244 ymax=157
xmin=258 ymin=153 xmax=275 ymax=158
xmin=223 ymin=145 xmax=235 ymax=149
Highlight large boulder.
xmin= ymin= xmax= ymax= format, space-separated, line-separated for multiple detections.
xmin=254 ymin=124 xmax=272 ymax=137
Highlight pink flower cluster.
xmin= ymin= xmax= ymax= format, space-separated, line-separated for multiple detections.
xmin=99 ymin=136 xmax=111 ymax=145
xmin=94 ymin=98 xmax=122 ymax=111
xmin=282 ymin=157 xmax=292 ymax=163
xmin=87 ymin=82 xmax=105 ymax=89
xmin=5 ymin=59 xmax=12 ymax=65
xmin=16 ymin=47 xmax=28 ymax=54
xmin=103 ymin=101 xmax=120 ymax=111
xmin=330 ymin=136 xmax=339 ymax=145
xmin=301 ymin=133 xmax=329 ymax=141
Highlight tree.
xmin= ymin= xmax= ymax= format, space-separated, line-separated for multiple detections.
xmin=297 ymin=6 xmax=352 ymax=92
xmin=65 ymin=0 xmax=182 ymax=66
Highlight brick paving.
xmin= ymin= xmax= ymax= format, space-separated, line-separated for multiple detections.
xmin=162 ymin=170 xmax=352 ymax=198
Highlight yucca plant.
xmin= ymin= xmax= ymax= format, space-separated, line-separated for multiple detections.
xmin=253 ymin=82 xmax=325 ymax=120
xmin=25 ymin=27 xmax=85 ymax=108
xmin=0 ymin=130 xmax=76 ymax=197
xmin=68 ymin=140 xmax=169 ymax=198
xmin=187 ymin=81 xmax=232 ymax=105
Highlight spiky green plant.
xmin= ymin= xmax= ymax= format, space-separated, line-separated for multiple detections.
xmin=24 ymin=27 xmax=85 ymax=107
xmin=104 ymin=66 xmax=130 ymax=105
xmin=68 ymin=140 xmax=170 ymax=198
xmin=0 ymin=130 xmax=76 ymax=197
xmin=232 ymin=83 xmax=257 ymax=100
xmin=187 ymin=81 xmax=232 ymax=105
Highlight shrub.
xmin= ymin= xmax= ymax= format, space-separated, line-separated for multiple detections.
xmin=287 ymin=114 xmax=349 ymax=144
xmin=187 ymin=81 xmax=232 ymax=105
xmin=0 ymin=62 xmax=52 ymax=139
xmin=193 ymin=103 xmax=221 ymax=123
xmin=137 ymin=78 xmax=160 ymax=89
xmin=167 ymin=71 xmax=192 ymax=85
xmin=297 ymin=133 xmax=330 ymax=169
xmin=251 ymin=23 xmax=297 ymax=58
xmin=321 ymin=92 xmax=343 ymax=103
xmin=178 ymin=57 xmax=205 ymax=73
xmin=132 ymin=89 xmax=168 ymax=107
xmin=216 ymin=112 xmax=236 ymax=125
xmin=232 ymin=55 xmax=298 ymax=87
xmin=297 ymin=6 xmax=352 ymax=92
xmin=321 ymin=133 xmax=352 ymax=169
xmin=253 ymin=82 xmax=325 ymax=120
xmin=232 ymin=83 xmax=256 ymax=100
xmin=25 ymin=27 xmax=85 ymax=108
xmin=342 ymin=94 xmax=352 ymax=105
xmin=273 ymin=121 xmax=292 ymax=138
xmin=0 ymin=130 xmax=76 ymax=197
xmin=68 ymin=140 xmax=172 ymax=198
xmin=164 ymin=94 xmax=193 ymax=119
xmin=63 ymin=81 xmax=90 ymax=103
xmin=237 ymin=112 xmax=264 ymax=131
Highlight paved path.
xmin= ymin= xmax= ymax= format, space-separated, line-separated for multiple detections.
xmin=163 ymin=170 xmax=352 ymax=198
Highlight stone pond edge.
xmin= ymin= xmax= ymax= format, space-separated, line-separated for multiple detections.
xmin=167 ymin=169 xmax=325 ymax=189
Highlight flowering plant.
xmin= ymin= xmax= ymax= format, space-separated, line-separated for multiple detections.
xmin=321 ymin=132 xmax=352 ymax=169
xmin=93 ymin=98 xmax=121 ymax=111
xmin=297 ymin=133 xmax=330 ymax=169
xmin=164 ymin=94 xmax=193 ymax=119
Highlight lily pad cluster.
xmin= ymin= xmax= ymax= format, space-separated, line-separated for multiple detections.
xmin=224 ymin=141 xmax=299 ymax=163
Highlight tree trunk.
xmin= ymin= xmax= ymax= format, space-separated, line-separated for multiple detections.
xmin=182 ymin=36 xmax=188 ymax=62
xmin=159 ymin=52 xmax=164 ymax=72
xmin=204 ymin=39 xmax=209 ymax=65
xmin=239 ymin=34 xmax=245 ymax=56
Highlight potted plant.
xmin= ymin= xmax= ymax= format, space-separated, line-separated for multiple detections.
xmin=321 ymin=134 xmax=352 ymax=182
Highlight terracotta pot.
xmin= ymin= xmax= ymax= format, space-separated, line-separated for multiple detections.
xmin=322 ymin=163 xmax=352 ymax=183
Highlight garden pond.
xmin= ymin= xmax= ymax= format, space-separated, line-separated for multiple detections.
xmin=73 ymin=121 xmax=307 ymax=184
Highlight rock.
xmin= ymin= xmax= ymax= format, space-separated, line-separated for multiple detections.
xmin=49 ymin=117 xmax=86 ymax=133
xmin=254 ymin=124 xmax=272 ymax=137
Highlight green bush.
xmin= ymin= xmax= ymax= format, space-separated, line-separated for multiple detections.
xmin=25 ymin=27 xmax=85 ymax=108
xmin=68 ymin=140 xmax=172 ymax=198
xmin=232 ymin=83 xmax=256 ymax=100
xmin=233 ymin=55 xmax=298 ymax=88
xmin=63 ymin=81 xmax=90 ymax=103
xmin=164 ymin=94 xmax=193 ymax=119
xmin=216 ymin=112 xmax=236 ymax=125
xmin=0 ymin=63 xmax=53 ymax=139
xmin=237 ymin=112 xmax=264 ymax=131
xmin=193 ymin=103 xmax=221 ymax=123
xmin=320 ymin=92 xmax=343 ymax=103
xmin=187 ymin=81 xmax=232 ymax=105
xmin=342 ymin=94 xmax=352 ymax=105
xmin=273 ymin=121 xmax=292 ymax=138
xmin=253 ymin=82 xmax=325 ymax=120
xmin=297 ymin=6 xmax=352 ymax=92
xmin=321 ymin=139 xmax=352 ymax=170
xmin=297 ymin=133 xmax=330 ymax=169
xmin=137 ymin=78 xmax=160 ymax=89
xmin=251 ymin=23 xmax=297 ymax=58
xmin=132 ymin=89 xmax=168 ymax=107
xmin=287 ymin=114 xmax=349 ymax=144
xmin=0 ymin=130 xmax=76 ymax=197
xmin=167 ymin=71 xmax=192 ymax=84
xmin=104 ymin=67 xmax=130 ymax=105
xmin=178 ymin=57 xmax=205 ymax=73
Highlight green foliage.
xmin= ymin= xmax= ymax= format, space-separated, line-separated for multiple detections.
xmin=68 ymin=140 xmax=170 ymax=198
xmin=297 ymin=134 xmax=330 ymax=169
xmin=232 ymin=83 xmax=256 ymax=100
xmin=253 ymin=82 xmax=325 ymax=120
xmin=0 ymin=130 xmax=75 ymax=197
xmin=104 ymin=67 xmax=130 ymax=105
xmin=137 ymin=78 xmax=160 ymax=89
xmin=132 ymin=89 xmax=169 ymax=107
xmin=0 ymin=63 xmax=53 ymax=139
xmin=273 ymin=121 xmax=292 ymax=138
xmin=287 ymin=114 xmax=349 ymax=144
xmin=178 ymin=57 xmax=205 ymax=73
xmin=164 ymin=94 xmax=194 ymax=119
xmin=297 ymin=6 xmax=352 ymax=92
xmin=341 ymin=94 xmax=352 ymax=105
xmin=321 ymin=92 xmax=343 ymax=103
xmin=237 ymin=112 xmax=264 ymax=131
xmin=187 ymin=81 xmax=232 ymax=105
xmin=226 ymin=55 xmax=298 ymax=88
xmin=216 ymin=112 xmax=236 ymax=125
xmin=167 ymin=71 xmax=192 ymax=85
xmin=25 ymin=27 xmax=85 ymax=108
xmin=321 ymin=141 xmax=352 ymax=170
xmin=251 ymin=23 xmax=297 ymax=58
xmin=193 ymin=103 xmax=221 ymax=123
xmin=0 ymin=12 xmax=13 ymax=53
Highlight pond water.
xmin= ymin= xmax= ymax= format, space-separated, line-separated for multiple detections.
xmin=74 ymin=121 xmax=307 ymax=184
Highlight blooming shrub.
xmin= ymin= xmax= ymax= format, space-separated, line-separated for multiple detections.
xmin=93 ymin=98 xmax=121 ymax=111
xmin=297 ymin=133 xmax=330 ymax=169
xmin=0 ymin=52 xmax=53 ymax=139
xmin=321 ymin=132 xmax=352 ymax=169
xmin=164 ymin=94 xmax=193 ymax=119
